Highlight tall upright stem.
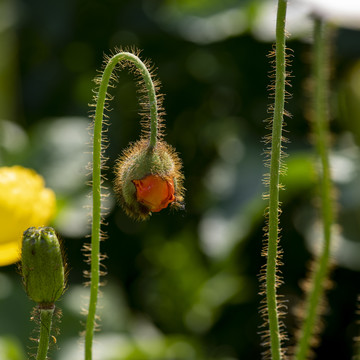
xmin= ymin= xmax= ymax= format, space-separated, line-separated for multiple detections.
xmin=85 ymin=51 xmax=159 ymax=360
xmin=265 ymin=1 xmax=288 ymax=359
xmin=36 ymin=307 xmax=54 ymax=360
xmin=294 ymin=19 xmax=333 ymax=360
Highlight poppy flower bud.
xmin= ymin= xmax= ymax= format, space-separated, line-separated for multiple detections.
xmin=21 ymin=227 xmax=65 ymax=307
xmin=132 ymin=175 xmax=175 ymax=212
xmin=114 ymin=139 xmax=184 ymax=220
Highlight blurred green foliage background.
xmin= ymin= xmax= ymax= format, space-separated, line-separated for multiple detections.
xmin=1 ymin=0 xmax=360 ymax=359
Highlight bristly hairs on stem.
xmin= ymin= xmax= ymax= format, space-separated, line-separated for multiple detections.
xmin=28 ymin=306 xmax=62 ymax=360
xmin=259 ymin=0 xmax=291 ymax=359
xmin=84 ymin=47 xmax=168 ymax=360
xmin=293 ymin=18 xmax=337 ymax=360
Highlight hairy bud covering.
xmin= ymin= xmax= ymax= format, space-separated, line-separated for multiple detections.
xmin=114 ymin=139 xmax=184 ymax=220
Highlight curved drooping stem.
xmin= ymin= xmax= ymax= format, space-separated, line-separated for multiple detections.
xmin=85 ymin=51 xmax=159 ymax=360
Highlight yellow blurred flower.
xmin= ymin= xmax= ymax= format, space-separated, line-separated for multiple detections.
xmin=0 ymin=166 xmax=56 ymax=266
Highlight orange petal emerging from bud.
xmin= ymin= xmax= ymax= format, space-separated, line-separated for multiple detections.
xmin=132 ymin=175 xmax=175 ymax=212
xmin=114 ymin=139 xmax=184 ymax=220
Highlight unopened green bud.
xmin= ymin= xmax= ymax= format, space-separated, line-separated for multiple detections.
xmin=21 ymin=227 xmax=65 ymax=307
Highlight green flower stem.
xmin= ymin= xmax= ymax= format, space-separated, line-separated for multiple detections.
xmin=294 ymin=19 xmax=333 ymax=360
xmin=85 ymin=51 xmax=159 ymax=360
xmin=36 ymin=307 xmax=54 ymax=360
xmin=266 ymin=1 xmax=288 ymax=359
